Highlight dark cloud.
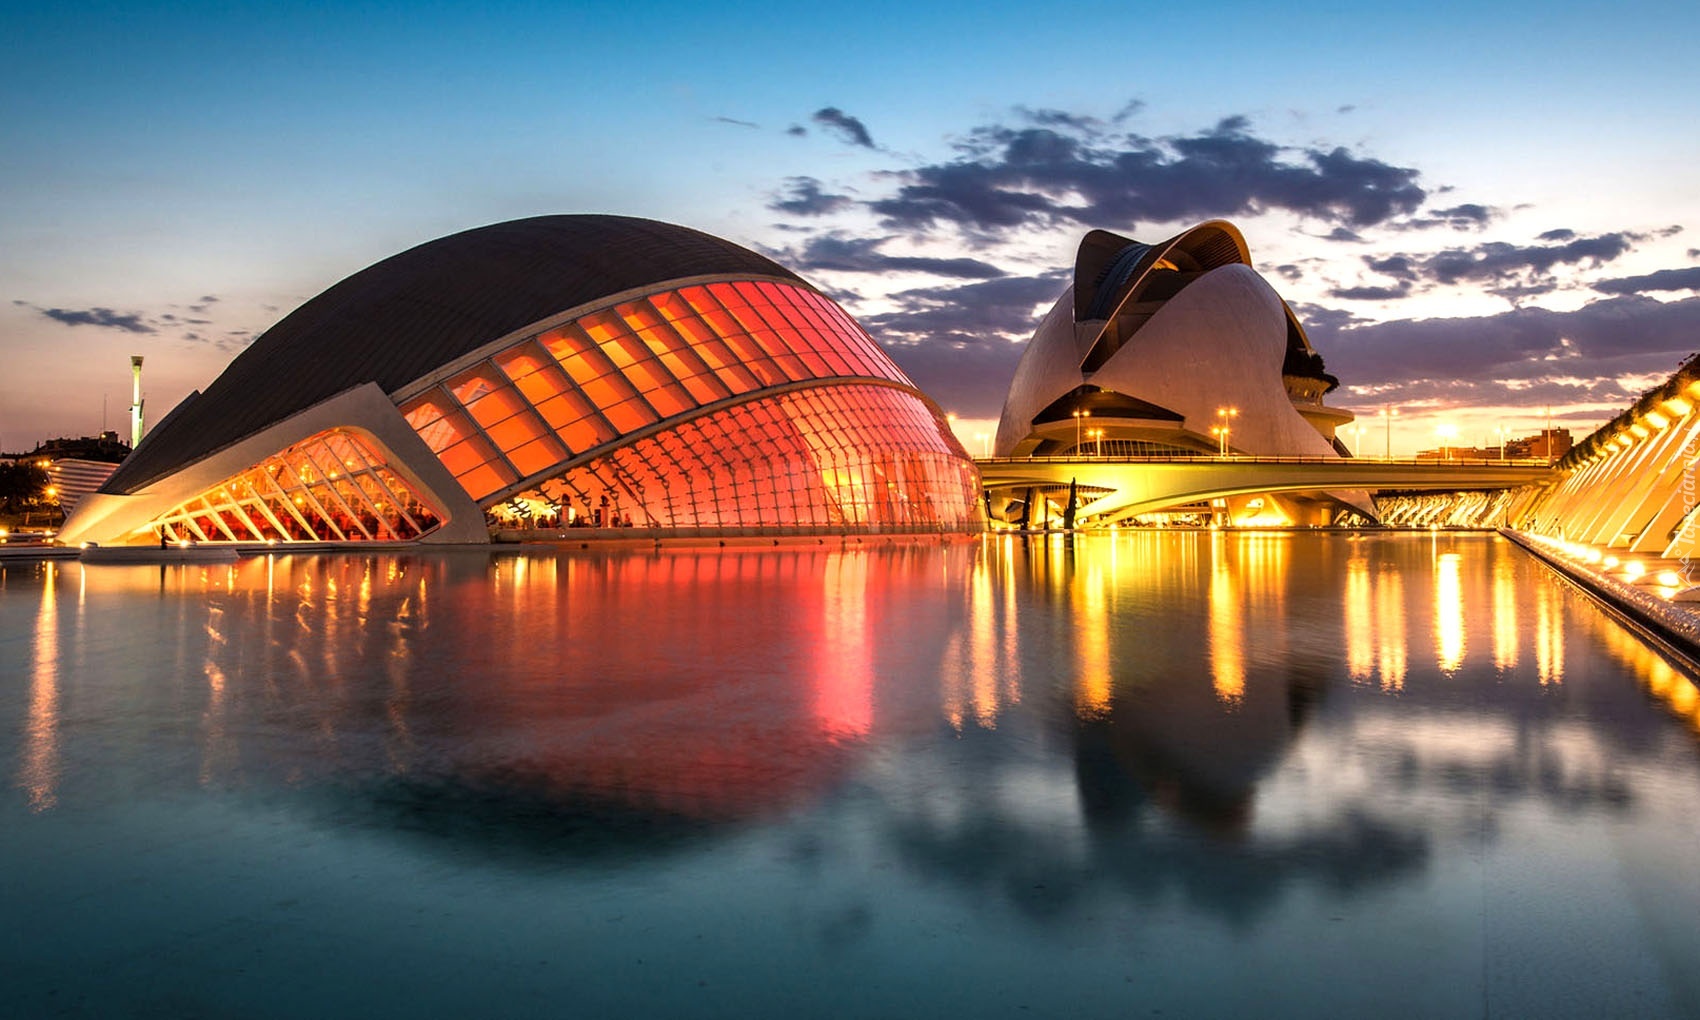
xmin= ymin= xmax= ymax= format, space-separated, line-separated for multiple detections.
xmin=1340 ymin=231 xmax=1642 ymax=302
xmin=867 ymin=114 xmax=1426 ymax=236
xmin=775 ymin=234 xmax=1005 ymax=279
xmin=768 ymin=177 xmax=853 ymax=217
xmin=786 ymin=124 xmax=807 ymax=137
xmin=1330 ymin=282 xmax=1413 ymax=301
xmin=37 ymin=305 xmax=156 ymax=333
xmin=1592 ymin=266 xmax=1700 ymax=295
xmin=1326 ymin=227 xmax=1366 ymax=242
xmin=1399 ymin=203 xmax=1498 ymax=231
xmin=1109 ymin=99 xmax=1145 ymax=124
xmin=713 ymin=116 xmax=759 ymax=129
xmin=1014 ymin=106 xmax=1099 ymax=131
xmin=1311 ymin=294 xmax=1700 ymax=410
xmin=1337 ymin=104 xmax=1357 ymax=114
xmin=1538 ymin=228 xmax=1577 ymax=242
xmin=812 ymin=107 xmax=874 ymax=148
xmin=856 ymin=273 xmax=1067 ymax=417
xmin=1275 ymin=264 xmax=1303 ymax=281
xmin=860 ymin=273 xmax=1066 ymax=347
xmin=1689 ymin=248 xmax=1700 ymax=259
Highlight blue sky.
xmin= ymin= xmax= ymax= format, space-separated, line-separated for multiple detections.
xmin=5 ymin=0 xmax=1700 ymax=455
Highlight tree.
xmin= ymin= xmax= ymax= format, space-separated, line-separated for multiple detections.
xmin=0 ymin=461 xmax=50 ymax=512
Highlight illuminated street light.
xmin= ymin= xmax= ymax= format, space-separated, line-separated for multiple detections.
xmin=1214 ymin=406 xmax=1237 ymax=456
xmin=1436 ymin=423 xmax=1459 ymax=461
xmin=1088 ymin=427 xmax=1104 ymax=457
xmin=1072 ymin=408 xmax=1090 ymax=455
xmin=1380 ymin=406 xmax=1399 ymax=460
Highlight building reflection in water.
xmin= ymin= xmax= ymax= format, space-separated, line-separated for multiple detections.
xmin=8 ymin=534 xmax=1700 ymax=865
xmin=1536 ymin=572 xmax=1565 ymax=685
xmin=1434 ymin=550 xmax=1465 ymax=673
xmin=1208 ymin=536 xmax=1245 ymax=705
xmin=21 ymin=562 xmax=61 ymax=812
xmin=1493 ymin=552 xmax=1520 ymax=672
xmin=1345 ymin=551 xmax=1407 ymax=691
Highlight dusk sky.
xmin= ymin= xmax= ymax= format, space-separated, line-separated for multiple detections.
xmin=5 ymin=0 xmax=1699 ymax=456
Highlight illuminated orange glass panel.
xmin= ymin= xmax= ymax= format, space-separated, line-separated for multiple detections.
xmin=532 ymin=384 xmax=977 ymax=532
xmin=400 ymin=279 xmax=952 ymax=515
xmin=148 ymin=430 xmax=443 ymax=544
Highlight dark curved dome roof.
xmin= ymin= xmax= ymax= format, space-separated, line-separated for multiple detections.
xmin=105 ymin=215 xmax=802 ymax=494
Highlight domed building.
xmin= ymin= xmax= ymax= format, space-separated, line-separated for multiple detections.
xmin=992 ymin=221 xmax=1368 ymax=526
xmin=60 ymin=216 xmax=982 ymax=546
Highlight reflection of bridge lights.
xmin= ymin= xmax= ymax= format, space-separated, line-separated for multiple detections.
xmin=1436 ymin=552 xmax=1465 ymax=673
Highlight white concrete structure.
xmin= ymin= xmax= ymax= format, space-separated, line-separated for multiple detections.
xmin=991 ymin=221 xmax=1368 ymax=526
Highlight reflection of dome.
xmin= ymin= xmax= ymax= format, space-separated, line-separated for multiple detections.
xmin=62 ymin=216 xmax=982 ymax=546
xmin=992 ymin=221 xmax=1366 ymax=525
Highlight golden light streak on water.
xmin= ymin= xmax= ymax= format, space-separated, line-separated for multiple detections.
xmin=1435 ymin=553 xmax=1465 ymax=673
xmin=1074 ymin=554 xmax=1111 ymax=719
xmin=1536 ymin=583 xmax=1565 ymax=685
xmin=1209 ymin=545 xmax=1245 ymax=706
xmin=1345 ymin=557 xmax=1374 ymax=682
xmin=20 ymin=563 xmax=60 ymax=812
xmin=970 ymin=547 xmax=1002 ymax=727
xmin=1492 ymin=553 xmax=1520 ymax=672
xmin=1376 ymin=569 xmax=1407 ymax=692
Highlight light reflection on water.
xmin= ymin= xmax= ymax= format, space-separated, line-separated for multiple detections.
xmin=3 ymin=533 xmax=1700 ymax=1018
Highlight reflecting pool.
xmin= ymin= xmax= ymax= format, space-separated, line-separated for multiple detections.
xmin=4 ymin=533 xmax=1700 ymax=1018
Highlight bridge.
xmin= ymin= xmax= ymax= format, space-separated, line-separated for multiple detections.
xmin=976 ymin=455 xmax=1557 ymax=525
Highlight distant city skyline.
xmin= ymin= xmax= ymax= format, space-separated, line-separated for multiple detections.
xmin=5 ymin=1 xmax=1698 ymax=455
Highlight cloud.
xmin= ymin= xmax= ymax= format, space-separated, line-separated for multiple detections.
xmin=860 ymin=273 xmax=1067 ymax=346
xmin=773 ymin=234 xmax=1005 ymax=279
xmin=786 ymin=124 xmax=807 ymax=137
xmin=1310 ymin=293 xmax=1700 ymax=410
xmin=768 ymin=177 xmax=853 ymax=217
xmin=36 ymin=305 xmax=156 ymax=333
xmin=713 ymin=116 xmax=759 ymax=129
xmin=1593 ymin=267 xmax=1700 ymax=294
xmin=812 ymin=107 xmax=874 ymax=148
xmin=1326 ymin=227 xmax=1367 ymax=242
xmin=1329 ymin=282 xmax=1414 ymax=301
xmin=866 ymin=113 xmax=1427 ymax=236
xmin=1337 ymin=231 xmax=1642 ymax=302
xmin=856 ymin=273 xmax=1068 ymax=417
xmin=1398 ymin=203 xmax=1498 ymax=231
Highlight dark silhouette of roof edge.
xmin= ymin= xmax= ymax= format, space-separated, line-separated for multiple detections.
xmin=104 ymin=215 xmax=802 ymax=495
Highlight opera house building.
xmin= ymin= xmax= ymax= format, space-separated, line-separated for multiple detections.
xmin=57 ymin=216 xmax=982 ymax=547
xmin=990 ymin=221 xmax=1367 ymax=526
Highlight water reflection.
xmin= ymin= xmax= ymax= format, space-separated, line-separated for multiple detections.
xmin=20 ymin=562 xmax=61 ymax=811
xmin=5 ymin=536 xmax=1700 ymax=960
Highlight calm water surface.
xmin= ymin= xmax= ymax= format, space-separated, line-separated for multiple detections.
xmin=4 ymin=533 xmax=1700 ymax=1018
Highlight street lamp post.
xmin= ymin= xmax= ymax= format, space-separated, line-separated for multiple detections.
xmin=1089 ymin=427 xmax=1103 ymax=457
xmin=1214 ymin=406 xmax=1238 ymax=456
xmin=1072 ymin=409 xmax=1089 ymax=455
xmin=1381 ymin=406 xmax=1399 ymax=460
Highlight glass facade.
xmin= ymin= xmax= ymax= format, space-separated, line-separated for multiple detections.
xmin=149 ymin=430 xmax=442 ymax=543
xmin=503 ymin=384 xmax=979 ymax=531
xmin=400 ymin=279 xmax=979 ymax=532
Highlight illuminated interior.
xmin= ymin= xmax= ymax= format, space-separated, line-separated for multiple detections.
xmin=504 ymin=385 xmax=977 ymax=530
xmin=148 ymin=430 xmax=442 ymax=543
xmin=400 ymin=279 xmax=976 ymax=531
